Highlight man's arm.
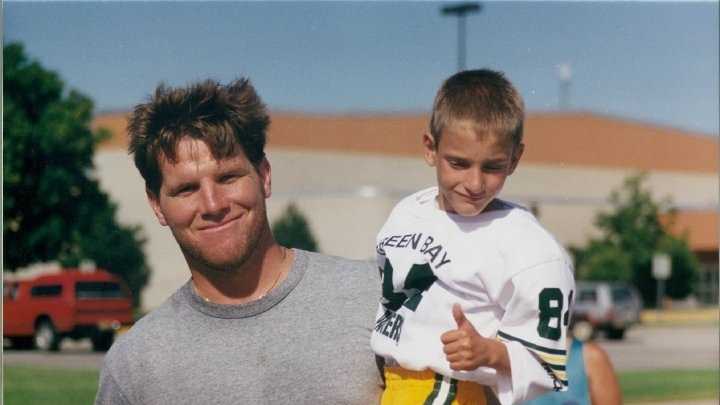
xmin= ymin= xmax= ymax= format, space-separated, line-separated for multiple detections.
xmin=95 ymin=362 xmax=132 ymax=405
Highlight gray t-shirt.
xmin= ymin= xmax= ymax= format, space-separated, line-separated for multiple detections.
xmin=95 ymin=250 xmax=383 ymax=404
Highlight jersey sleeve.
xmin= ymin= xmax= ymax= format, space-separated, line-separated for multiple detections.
xmin=493 ymin=258 xmax=575 ymax=405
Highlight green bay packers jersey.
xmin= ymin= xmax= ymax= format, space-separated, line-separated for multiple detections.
xmin=371 ymin=187 xmax=575 ymax=405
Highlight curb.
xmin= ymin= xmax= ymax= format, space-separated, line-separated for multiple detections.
xmin=640 ymin=308 xmax=719 ymax=324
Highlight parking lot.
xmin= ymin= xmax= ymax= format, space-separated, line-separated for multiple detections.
xmin=600 ymin=324 xmax=719 ymax=371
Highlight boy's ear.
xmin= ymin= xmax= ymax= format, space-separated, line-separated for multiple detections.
xmin=508 ymin=143 xmax=525 ymax=174
xmin=422 ymin=133 xmax=438 ymax=167
xmin=146 ymin=188 xmax=168 ymax=226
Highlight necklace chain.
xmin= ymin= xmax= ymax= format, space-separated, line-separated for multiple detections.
xmin=256 ymin=261 xmax=286 ymax=300
xmin=194 ymin=247 xmax=290 ymax=304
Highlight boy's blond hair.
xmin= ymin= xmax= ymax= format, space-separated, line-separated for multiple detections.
xmin=429 ymin=69 xmax=525 ymax=148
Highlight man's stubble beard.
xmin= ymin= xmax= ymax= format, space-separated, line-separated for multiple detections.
xmin=175 ymin=203 xmax=270 ymax=275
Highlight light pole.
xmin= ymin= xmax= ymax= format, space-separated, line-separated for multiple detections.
xmin=441 ymin=2 xmax=482 ymax=72
xmin=557 ymin=63 xmax=572 ymax=110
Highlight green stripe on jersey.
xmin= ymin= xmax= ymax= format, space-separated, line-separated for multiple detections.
xmin=423 ymin=374 xmax=444 ymax=405
xmin=442 ymin=378 xmax=458 ymax=405
xmin=497 ymin=330 xmax=567 ymax=356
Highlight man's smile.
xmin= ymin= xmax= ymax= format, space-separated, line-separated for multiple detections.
xmin=197 ymin=215 xmax=243 ymax=233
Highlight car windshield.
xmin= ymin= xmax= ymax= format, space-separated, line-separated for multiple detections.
xmin=31 ymin=284 xmax=63 ymax=297
xmin=612 ymin=287 xmax=634 ymax=302
xmin=577 ymin=288 xmax=597 ymax=303
xmin=76 ymin=282 xmax=125 ymax=299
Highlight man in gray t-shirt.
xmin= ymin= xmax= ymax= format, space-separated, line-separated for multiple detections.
xmin=95 ymin=79 xmax=382 ymax=404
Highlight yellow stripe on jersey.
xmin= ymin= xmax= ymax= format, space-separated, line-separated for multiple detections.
xmin=497 ymin=331 xmax=568 ymax=389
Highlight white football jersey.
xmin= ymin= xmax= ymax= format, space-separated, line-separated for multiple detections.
xmin=371 ymin=187 xmax=576 ymax=405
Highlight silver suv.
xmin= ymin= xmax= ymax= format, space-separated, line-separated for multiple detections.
xmin=572 ymin=281 xmax=643 ymax=340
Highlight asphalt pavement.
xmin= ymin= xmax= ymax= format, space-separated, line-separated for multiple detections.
xmin=3 ymin=338 xmax=104 ymax=369
xmin=598 ymin=324 xmax=719 ymax=371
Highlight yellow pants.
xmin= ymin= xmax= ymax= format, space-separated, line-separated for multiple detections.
xmin=382 ymin=367 xmax=487 ymax=405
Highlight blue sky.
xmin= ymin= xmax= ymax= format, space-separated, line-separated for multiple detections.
xmin=5 ymin=1 xmax=719 ymax=135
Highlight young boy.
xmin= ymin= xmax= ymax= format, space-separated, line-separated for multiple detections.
xmin=371 ymin=69 xmax=575 ymax=405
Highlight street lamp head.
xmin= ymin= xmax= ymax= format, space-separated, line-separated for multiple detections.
xmin=557 ymin=63 xmax=573 ymax=82
xmin=440 ymin=2 xmax=482 ymax=72
xmin=441 ymin=2 xmax=482 ymax=16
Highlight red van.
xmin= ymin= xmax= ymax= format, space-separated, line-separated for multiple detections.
xmin=3 ymin=268 xmax=133 ymax=351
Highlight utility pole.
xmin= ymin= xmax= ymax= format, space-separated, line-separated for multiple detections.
xmin=441 ymin=2 xmax=482 ymax=72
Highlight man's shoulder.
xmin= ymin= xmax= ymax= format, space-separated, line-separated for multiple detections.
xmin=296 ymin=250 xmax=379 ymax=291
xmin=104 ymin=288 xmax=187 ymax=364
xmin=291 ymin=251 xmax=380 ymax=318
xmin=300 ymin=249 xmax=374 ymax=271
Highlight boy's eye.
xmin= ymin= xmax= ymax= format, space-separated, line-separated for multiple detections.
xmin=448 ymin=160 xmax=469 ymax=169
xmin=484 ymin=165 xmax=506 ymax=172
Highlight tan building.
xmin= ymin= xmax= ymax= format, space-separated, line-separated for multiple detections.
xmin=92 ymin=111 xmax=719 ymax=310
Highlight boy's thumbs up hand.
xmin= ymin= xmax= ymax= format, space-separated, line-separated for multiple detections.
xmin=452 ymin=302 xmax=472 ymax=330
xmin=441 ymin=304 xmax=508 ymax=372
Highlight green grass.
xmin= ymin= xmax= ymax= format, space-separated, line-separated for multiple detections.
xmin=620 ymin=368 xmax=720 ymax=403
xmin=3 ymin=365 xmax=718 ymax=404
xmin=3 ymin=365 xmax=99 ymax=405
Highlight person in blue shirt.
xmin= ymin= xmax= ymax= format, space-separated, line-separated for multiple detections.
xmin=524 ymin=335 xmax=622 ymax=405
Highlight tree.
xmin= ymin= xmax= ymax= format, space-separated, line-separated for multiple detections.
xmin=571 ymin=242 xmax=632 ymax=282
xmin=3 ymin=42 xmax=149 ymax=307
xmin=572 ymin=173 xmax=699 ymax=307
xmin=271 ymin=203 xmax=319 ymax=252
xmin=657 ymin=228 xmax=700 ymax=299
